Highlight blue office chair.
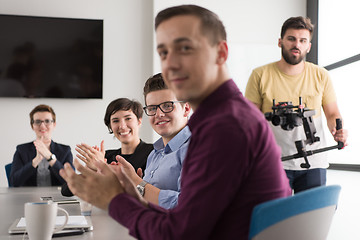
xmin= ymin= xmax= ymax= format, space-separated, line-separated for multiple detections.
xmin=249 ymin=185 xmax=341 ymax=240
xmin=5 ymin=163 xmax=12 ymax=187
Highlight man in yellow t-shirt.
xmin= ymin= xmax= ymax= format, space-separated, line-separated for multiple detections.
xmin=245 ymin=16 xmax=348 ymax=193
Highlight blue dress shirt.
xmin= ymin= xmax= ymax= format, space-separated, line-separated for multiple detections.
xmin=143 ymin=126 xmax=191 ymax=209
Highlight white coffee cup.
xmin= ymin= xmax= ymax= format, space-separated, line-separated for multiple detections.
xmin=24 ymin=201 xmax=69 ymax=240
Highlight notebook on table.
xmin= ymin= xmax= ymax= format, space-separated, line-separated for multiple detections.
xmin=8 ymin=215 xmax=93 ymax=234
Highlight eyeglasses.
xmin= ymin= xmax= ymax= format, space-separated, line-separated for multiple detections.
xmin=32 ymin=119 xmax=54 ymax=126
xmin=143 ymin=101 xmax=184 ymax=116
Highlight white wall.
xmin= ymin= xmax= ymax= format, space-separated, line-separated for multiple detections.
xmin=327 ymin=170 xmax=360 ymax=240
xmin=0 ymin=0 xmax=155 ymax=187
xmin=153 ymin=0 xmax=306 ymax=92
xmin=318 ymin=0 xmax=360 ymax=165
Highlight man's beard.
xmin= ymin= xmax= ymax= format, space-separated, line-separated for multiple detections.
xmin=281 ymin=45 xmax=306 ymax=65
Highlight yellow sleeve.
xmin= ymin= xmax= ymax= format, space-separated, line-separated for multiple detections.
xmin=322 ymin=71 xmax=337 ymax=106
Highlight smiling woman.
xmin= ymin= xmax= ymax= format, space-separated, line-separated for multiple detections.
xmin=10 ymin=104 xmax=74 ymax=187
xmin=103 ymin=98 xmax=154 ymax=171
xmin=61 ymin=98 xmax=153 ymax=197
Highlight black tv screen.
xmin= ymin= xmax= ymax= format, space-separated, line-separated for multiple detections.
xmin=0 ymin=14 xmax=103 ymax=98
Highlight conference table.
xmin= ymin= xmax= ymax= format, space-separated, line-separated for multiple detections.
xmin=0 ymin=186 xmax=135 ymax=239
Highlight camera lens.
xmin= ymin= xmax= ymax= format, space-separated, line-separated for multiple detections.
xmin=272 ymin=115 xmax=286 ymax=126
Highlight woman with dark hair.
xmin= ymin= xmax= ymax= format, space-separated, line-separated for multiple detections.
xmin=10 ymin=104 xmax=74 ymax=187
xmin=101 ymin=98 xmax=153 ymax=172
xmin=61 ymin=98 xmax=153 ymax=196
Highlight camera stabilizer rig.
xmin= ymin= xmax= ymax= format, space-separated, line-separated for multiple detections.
xmin=265 ymin=97 xmax=344 ymax=169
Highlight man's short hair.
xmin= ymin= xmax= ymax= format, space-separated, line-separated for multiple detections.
xmin=104 ymin=98 xmax=143 ymax=134
xmin=29 ymin=104 xmax=56 ymax=126
xmin=280 ymin=16 xmax=314 ymax=39
xmin=155 ymin=4 xmax=227 ymax=46
xmin=143 ymin=73 xmax=168 ymax=105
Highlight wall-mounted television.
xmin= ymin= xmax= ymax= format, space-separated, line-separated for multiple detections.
xmin=0 ymin=14 xmax=103 ymax=99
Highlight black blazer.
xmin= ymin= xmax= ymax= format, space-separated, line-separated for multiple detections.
xmin=10 ymin=141 xmax=74 ymax=187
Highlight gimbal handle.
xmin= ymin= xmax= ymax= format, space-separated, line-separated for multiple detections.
xmin=336 ymin=118 xmax=344 ymax=149
xmin=281 ymin=118 xmax=344 ymax=168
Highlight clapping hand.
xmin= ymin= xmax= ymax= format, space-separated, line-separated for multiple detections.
xmin=60 ymin=159 xmax=123 ymax=210
xmin=59 ymin=159 xmax=148 ymax=210
xmin=76 ymin=140 xmax=106 ymax=171
xmin=113 ymin=155 xmax=143 ymax=184
xmin=32 ymin=136 xmax=52 ymax=167
xmin=33 ymin=136 xmax=51 ymax=159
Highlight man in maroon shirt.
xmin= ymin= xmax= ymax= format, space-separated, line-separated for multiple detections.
xmin=60 ymin=5 xmax=291 ymax=239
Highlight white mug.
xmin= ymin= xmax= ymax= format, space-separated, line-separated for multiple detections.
xmin=24 ymin=201 xmax=69 ymax=240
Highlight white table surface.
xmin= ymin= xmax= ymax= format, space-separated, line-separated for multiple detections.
xmin=0 ymin=187 xmax=135 ymax=240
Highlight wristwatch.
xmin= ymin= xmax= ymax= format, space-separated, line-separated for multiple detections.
xmin=136 ymin=180 xmax=148 ymax=196
xmin=47 ymin=154 xmax=56 ymax=162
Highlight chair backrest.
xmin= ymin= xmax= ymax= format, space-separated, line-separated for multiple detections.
xmin=5 ymin=163 xmax=12 ymax=187
xmin=249 ymin=185 xmax=341 ymax=240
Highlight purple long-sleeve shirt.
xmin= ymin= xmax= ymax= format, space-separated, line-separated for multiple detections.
xmin=109 ymin=79 xmax=291 ymax=239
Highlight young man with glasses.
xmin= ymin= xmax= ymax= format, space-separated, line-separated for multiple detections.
xmin=116 ymin=73 xmax=191 ymax=209
xmin=63 ymin=76 xmax=189 ymax=209
xmin=10 ymin=104 xmax=74 ymax=187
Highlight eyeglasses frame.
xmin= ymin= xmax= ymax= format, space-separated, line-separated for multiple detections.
xmin=143 ymin=101 xmax=184 ymax=116
xmin=32 ymin=119 xmax=55 ymax=126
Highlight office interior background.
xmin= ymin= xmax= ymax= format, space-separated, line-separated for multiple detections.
xmin=0 ymin=0 xmax=358 ymax=239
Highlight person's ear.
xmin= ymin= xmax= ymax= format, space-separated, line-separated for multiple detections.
xmin=306 ymin=42 xmax=312 ymax=53
xmin=138 ymin=117 xmax=142 ymax=126
xmin=216 ymin=40 xmax=228 ymax=65
xmin=183 ymin=102 xmax=191 ymax=117
xmin=278 ymin=38 xmax=282 ymax=48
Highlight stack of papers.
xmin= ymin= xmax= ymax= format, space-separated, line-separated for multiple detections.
xmin=16 ymin=215 xmax=88 ymax=227
xmin=8 ymin=215 xmax=93 ymax=234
